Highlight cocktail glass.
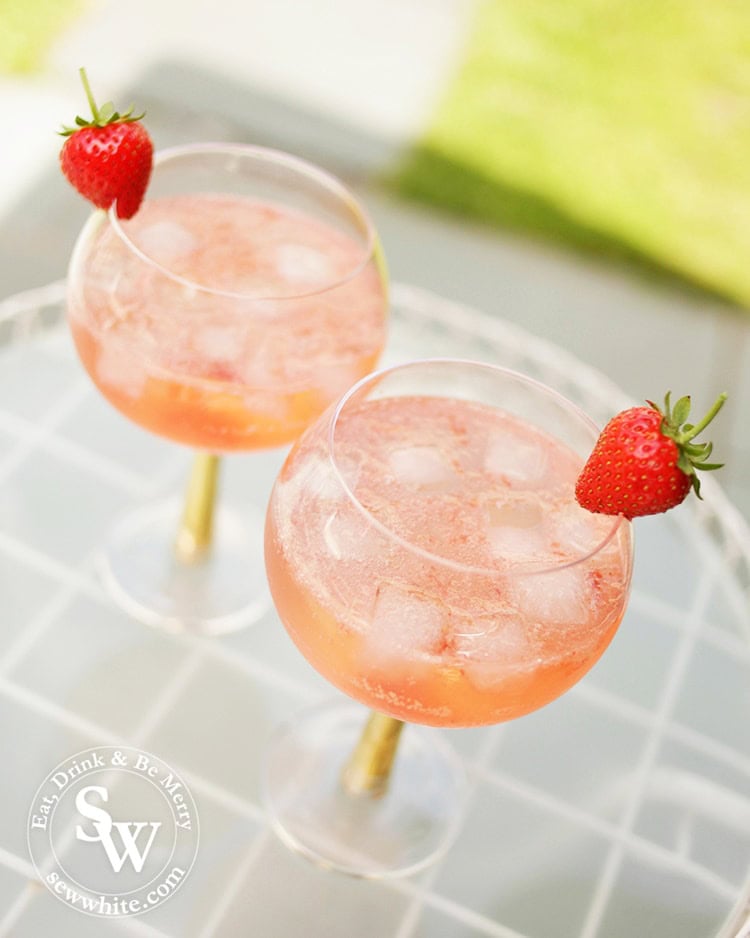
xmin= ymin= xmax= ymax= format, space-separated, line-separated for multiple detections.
xmin=262 ymin=358 xmax=633 ymax=877
xmin=67 ymin=143 xmax=387 ymax=634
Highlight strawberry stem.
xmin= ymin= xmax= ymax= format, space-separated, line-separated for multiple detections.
xmin=79 ymin=67 xmax=100 ymax=122
xmin=677 ymin=392 xmax=727 ymax=444
xmin=58 ymin=68 xmax=144 ymax=136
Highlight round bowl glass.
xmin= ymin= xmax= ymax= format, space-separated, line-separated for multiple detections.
xmin=66 ymin=142 xmax=388 ymax=633
xmin=262 ymin=358 xmax=633 ymax=876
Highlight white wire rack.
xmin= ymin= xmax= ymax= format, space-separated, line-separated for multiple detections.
xmin=0 ymin=282 xmax=748 ymax=937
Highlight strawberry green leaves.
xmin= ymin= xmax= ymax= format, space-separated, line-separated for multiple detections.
xmin=649 ymin=391 xmax=727 ymax=499
xmin=59 ymin=68 xmax=144 ymax=136
xmin=575 ymin=391 xmax=727 ymax=519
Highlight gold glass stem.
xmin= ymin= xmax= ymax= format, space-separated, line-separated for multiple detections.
xmin=341 ymin=711 xmax=405 ymax=799
xmin=174 ymin=453 xmax=221 ymax=564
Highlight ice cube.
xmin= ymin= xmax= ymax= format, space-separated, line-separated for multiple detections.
xmin=239 ymin=354 xmax=279 ymax=391
xmin=105 ymin=271 xmax=141 ymax=325
xmin=461 ymin=617 xmax=533 ymax=691
xmin=322 ymin=508 xmax=375 ymax=561
xmin=96 ymin=339 xmax=146 ymax=398
xmin=242 ymin=389 xmax=290 ymax=424
xmin=485 ymin=499 xmax=546 ymax=561
xmin=485 ymin=431 xmax=548 ymax=487
xmin=218 ymin=285 xmax=281 ymax=313
xmin=487 ymin=525 xmax=546 ymax=561
xmin=292 ymin=454 xmax=341 ymax=502
xmin=514 ymin=566 xmax=590 ymax=626
xmin=365 ymin=584 xmax=445 ymax=661
xmin=273 ymin=243 xmax=335 ymax=286
xmin=486 ymin=500 xmax=544 ymax=528
xmin=332 ymin=454 xmax=361 ymax=494
xmin=552 ymin=502 xmax=613 ymax=556
xmin=388 ymin=446 xmax=456 ymax=490
xmin=192 ymin=325 xmax=239 ymax=363
xmin=137 ymin=221 xmax=196 ymax=265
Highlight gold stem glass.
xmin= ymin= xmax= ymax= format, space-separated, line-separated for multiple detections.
xmin=65 ymin=143 xmax=388 ymax=634
xmin=174 ymin=453 xmax=221 ymax=565
xmin=341 ymin=712 xmax=405 ymax=798
xmin=261 ymin=358 xmax=633 ymax=878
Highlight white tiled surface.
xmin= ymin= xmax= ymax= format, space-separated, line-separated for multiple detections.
xmin=3 ymin=6 xmax=750 ymax=931
xmin=0 ymin=284 xmax=748 ymax=936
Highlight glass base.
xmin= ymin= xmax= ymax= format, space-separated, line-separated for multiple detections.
xmin=261 ymin=699 xmax=468 ymax=879
xmin=98 ymin=498 xmax=270 ymax=635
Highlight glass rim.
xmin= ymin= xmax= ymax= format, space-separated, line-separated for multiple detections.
xmin=326 ymin=357 xmax=630 ymax=578
xmin=106 ymin=141 xmax=379 ymax=301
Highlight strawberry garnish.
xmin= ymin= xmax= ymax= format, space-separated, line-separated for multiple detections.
xmin=59 ymin=68 xmax=153 ymax=219
xmin=575 ymin=391 xmax=727 ymax=519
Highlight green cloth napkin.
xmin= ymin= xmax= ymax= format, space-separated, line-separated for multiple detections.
xmin=392 ymin=0 xmax=750 ymax=309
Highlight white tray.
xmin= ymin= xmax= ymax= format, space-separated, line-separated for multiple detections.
xmin=0 ymin=282 xmax=748 ymax=938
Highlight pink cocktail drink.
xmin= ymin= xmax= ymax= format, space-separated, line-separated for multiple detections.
xmin=69 ymin=191 xmax=386 ymax=452
xmin=262 ymin=361 xmax=633 ymax=877
xmin=65 ymin=143 xmax=388 ymax=633
xmin=266 ymin=366 xmax=633 ymax=728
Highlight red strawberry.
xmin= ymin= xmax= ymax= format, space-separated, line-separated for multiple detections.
xmin=59 ymin=68 xmax=153 ymax=219
xmin=575 ymin=391 xmax=727 ymax=519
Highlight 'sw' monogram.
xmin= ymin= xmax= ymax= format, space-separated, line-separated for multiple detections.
xmin=75 ymin=786 xmax=162 ymax=873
